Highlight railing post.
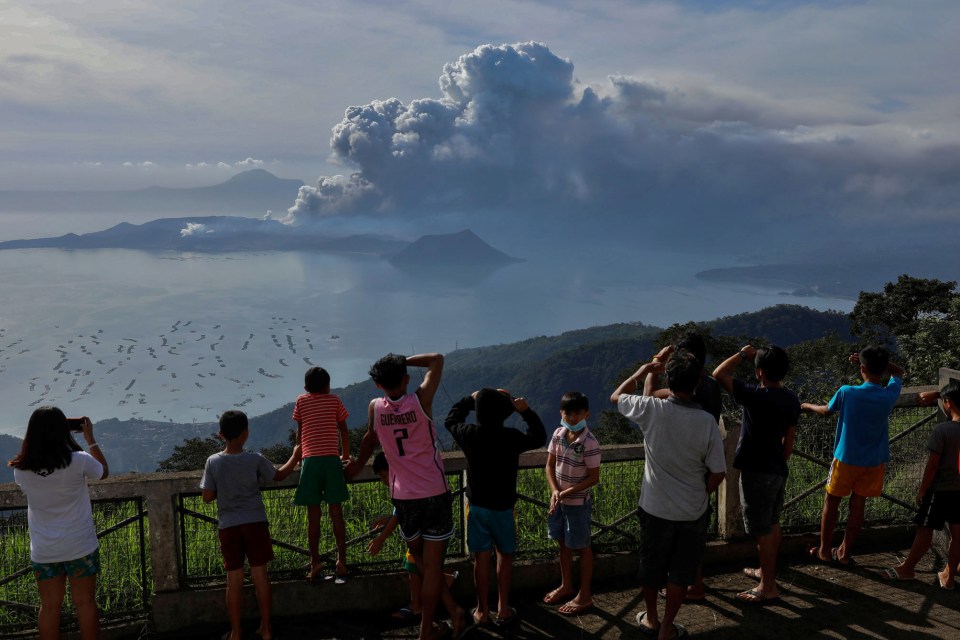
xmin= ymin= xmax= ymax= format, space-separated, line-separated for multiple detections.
xmin=144 ymin=481 xmax=182 ymax=593
xmin=717 ymin=419 xmax=744 ymax=539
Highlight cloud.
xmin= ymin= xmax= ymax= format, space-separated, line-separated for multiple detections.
xmin=122 ymin=161 xmax=157 ymax=169
xmin=180 ymin=222 xmax=213 ymax=237
xmin=283 ymin=41 xmax=959 ymax=243
xmin=235 ymin=157 xmax=264 ymax=168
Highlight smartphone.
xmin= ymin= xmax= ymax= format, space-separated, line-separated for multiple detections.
xmin=66 ymin=417 xmax=85 ymax=432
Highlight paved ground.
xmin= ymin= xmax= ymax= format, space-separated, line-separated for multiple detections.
xmin=141 ymin=547 xmax=960 ymax=640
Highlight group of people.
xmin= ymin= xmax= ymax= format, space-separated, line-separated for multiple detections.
xmin=8 ymin=338 xmax=960 ymax=640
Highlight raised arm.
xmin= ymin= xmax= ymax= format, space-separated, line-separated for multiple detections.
xmin=410 ymin=352 xmax=444 ymax=416
xmin=887 ymin=360 xmax=905 ymax=380
xmin=81 ymin=417 xmax=109 ymax=480
xmin=513 ymin=396 xmax=548 ymax=450
xmin=712 ymin=345 xmax=756 ymax=395
xmin=445 ymin=394 xmax=475 ymax=443
xmin=610 ymin=360 xmax=665 ymax=404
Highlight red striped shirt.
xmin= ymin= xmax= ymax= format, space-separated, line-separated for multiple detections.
xmin=293 ymin=393 xmax=349 ymax=458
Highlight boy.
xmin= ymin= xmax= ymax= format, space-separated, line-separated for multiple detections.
xmin=611 ymin=349 xmax=726 ymax=640
xmin=367 ymin=452 xmax=459 ymax=622
xmin=543 ymin=391 xmax=600 ymax=616
xmin=200 ymin=410 xmax=301 ymax=640
xmin=713 ymin=345 xmax=799 ymax=604
xmin=880 ymin=380 xmax=960 ymax=587
xmin=801 ymin=346 xmax=904 ymax=566
xmin=292 ymin=366 xmax=351 ymax=581
xmin=347 ymin=352 xmax=466 ymax=640
xmin=446 ymin=388 xmax=547 ymax=625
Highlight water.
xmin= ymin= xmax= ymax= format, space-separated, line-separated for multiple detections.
xmin=0 ymin=223 xmax=852 ymax=435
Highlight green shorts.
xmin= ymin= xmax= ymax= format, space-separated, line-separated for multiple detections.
xmin=33 ymin=548 xmax=100 ymax=581
xmin=294 ymin=455 xmax=349 ymax=506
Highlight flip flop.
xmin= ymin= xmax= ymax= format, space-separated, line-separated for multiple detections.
xmin=831 ymin=547 xmax=855 ymax=568
xmin=807 ymin=546 xmax=831 ymax=565
xmin=543 ymin=587 xmax=574 ymax=605
xmin=736 ymin=588 xmax=781 ymax=606
xmin=879 ymin=567 xmax=913 ymax=581
xmin=391 ymin=605 xmax=421 ymax=622
xmin=557 ymin=599 xmax=593 ymax=616
xmin=938 ymin=572 xmax=956 ymax=590
xmin=635 ymin=611 xmax=659 ymax=637
xmin=494 ymin=607 xmax=517 ymax=628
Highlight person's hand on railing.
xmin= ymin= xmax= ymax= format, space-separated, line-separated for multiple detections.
xmin=367 ymin=533 xmax=387 ymax=556
xmin=918 ymin=390 xmax=940 ymax=406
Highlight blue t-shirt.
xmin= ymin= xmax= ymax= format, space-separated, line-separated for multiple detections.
xmin=827 ymin=377 xmax=902 ymax=467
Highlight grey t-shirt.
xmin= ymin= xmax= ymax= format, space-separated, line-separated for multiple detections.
xmin=928 ymin=420 xmax=960 ymax=492
xmin=618 ymin=394 xmax=726 ymax=521
xmin=200 ymin=451 xmax=278 ymax=528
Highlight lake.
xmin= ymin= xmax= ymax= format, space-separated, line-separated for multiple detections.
xmin=0 ymin=217 xmax=852 ymax=435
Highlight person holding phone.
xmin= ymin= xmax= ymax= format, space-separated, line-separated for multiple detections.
xmin=8 ymin=407 xmax=109 ymax=640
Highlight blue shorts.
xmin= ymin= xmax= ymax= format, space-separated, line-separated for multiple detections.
xmin=33 ymin=548 xmax=100 ymax=582
xmin=467 ymin=504 xmax=517 ymax=554
xmin=548 ymin=502 xmax=592 ymax=550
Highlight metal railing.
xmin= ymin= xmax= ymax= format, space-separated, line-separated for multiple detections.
xmin=0 ymin=497 xmax=150 ymax=635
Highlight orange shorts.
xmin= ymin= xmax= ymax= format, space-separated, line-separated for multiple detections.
xmin=826 ymin=459 xmax=884 ymax=498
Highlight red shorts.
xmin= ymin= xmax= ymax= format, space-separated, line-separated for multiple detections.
xmin=218 ymin=521 xmax=274 ymax=571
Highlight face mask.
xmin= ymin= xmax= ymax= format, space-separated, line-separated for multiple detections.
xmin=562 ymin=419 xmax=586 ymax=433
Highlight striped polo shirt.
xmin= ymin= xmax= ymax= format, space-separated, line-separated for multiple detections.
xmin=548 ymin=426 xmax=601 ymax=505
xmin=293 ymin=392 xmax=349 ymax=458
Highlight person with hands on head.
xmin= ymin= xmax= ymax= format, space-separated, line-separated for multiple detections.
xmin=612 ymin=349 xmax=726 ymax=640
xmin=800 ymin=346 xmax=904 ymax=567
xmin=9 ymin=409 xmax=108 ymax=640
xmin=446 ymin=388 xmax=547 ymax=626
xmin=713 ymin=344 xmax=799 ymax=605
xmin=878 ymin=379 xmax=960 ymax=587
xmin=543 ymin=391 xmax=600 ymax=617
xmin=346 ymin=352 xmax=467 ymax=640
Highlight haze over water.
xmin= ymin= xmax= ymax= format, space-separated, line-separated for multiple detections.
xmin=0 ymin=211 xmax=853 ymax=436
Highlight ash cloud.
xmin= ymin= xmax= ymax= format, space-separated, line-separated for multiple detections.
xmin=283 ymin=42 xmax=959 ymax=243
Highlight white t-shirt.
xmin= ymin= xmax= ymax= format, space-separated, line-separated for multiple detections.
xmin=14 ymin=451 xmax=103 ymax=563
xmin=618 ymin=395 xmax=726 ymax=521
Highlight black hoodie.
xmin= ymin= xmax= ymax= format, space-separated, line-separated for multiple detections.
xmin=445 ymin=389 xmax=547 ymax=511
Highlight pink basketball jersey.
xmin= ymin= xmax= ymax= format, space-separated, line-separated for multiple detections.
xmin=374 ymin=392 xmax=449 ymax=500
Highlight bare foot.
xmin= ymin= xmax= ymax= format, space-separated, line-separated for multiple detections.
xmin=306 ymin=562 xmax=323 ymax=582
xmin=743 ymin=567 xmax=761 ymax=580
xmin=471 ymin=607 xmax=489 ymax=625
xmin=450 ymin=606 xmax=468 ymax=637
xmin=543 ymin=586 xmax=575 ymax=605
xmin=336 ymin=560 xmax=349 ymax=577
xmin=938 ymin=568 xmax=955 ymax=590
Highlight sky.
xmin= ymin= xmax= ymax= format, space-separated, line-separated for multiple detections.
xmin=2 ymin=0 xmax=958 ymax=245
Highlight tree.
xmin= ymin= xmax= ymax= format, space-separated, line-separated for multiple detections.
xmin=849 ymin=275 xmax=960 ymax=383
xmin=156 ymin=434 xmax=222 ymax=472
xmin=260 ymin=429 xmax=296 ymax=463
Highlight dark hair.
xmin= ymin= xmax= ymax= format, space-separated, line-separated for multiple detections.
xmin=8 ymin=406 xmax=81 ymax=474
xmin=369 ymin=353 xmax=407 ymax=390
xmin=667 ymin=349 xmax=702 ymax=394
xmin=941 ymin=380 xmax=960 ymax=407
xmin=560 ymin=391 xmax=589 ymax=412
xmin=859 ymin=345 xmax=890 ymax=376
xmin=677 ymin=332 xmax=707 ymax=367
xmin=372 ymin=451 xmax=389 ymax=474
xmin=304 ymin=366 xmax=331 ymax=393
xmin=755 ymin=346 xmax=789 ymax=382
xmin=219 ymin=410 xmax=248 ymax=441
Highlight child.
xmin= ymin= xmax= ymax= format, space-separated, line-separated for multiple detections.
xmin=611 ymin=349 xmax=726 ymax=640
xmin=880 ymin=380 xmax=960 ymax=587
xmin=347 ymin=352 xmax=466 ymax=640
xmin=801 ymin=346 xmax=904 ymax=566
xmin=543 ymin=391 xmax=600 ymax=616
xmin=446 ymin=388 xmax=547 ymax=626
xmin=292 ymin=366 xmax=351 ymax=581
xmin=713 ymin=345 xmax=800 ymax=604
xmin=367 ymin=452 xmax=458 ymax=622
xmin=200 ymin=410 xmax=301 ymax=640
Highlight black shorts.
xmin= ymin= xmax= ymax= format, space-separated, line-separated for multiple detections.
xmin=636 ymin=507 xmax=709 ymax=588
xmin=393 ymin=492 xmax=454 ymax=542
xmin=915 ymin=490 xmax=960 ymax=529
xmin=739 ymin=471 xmax=786 ymax=536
